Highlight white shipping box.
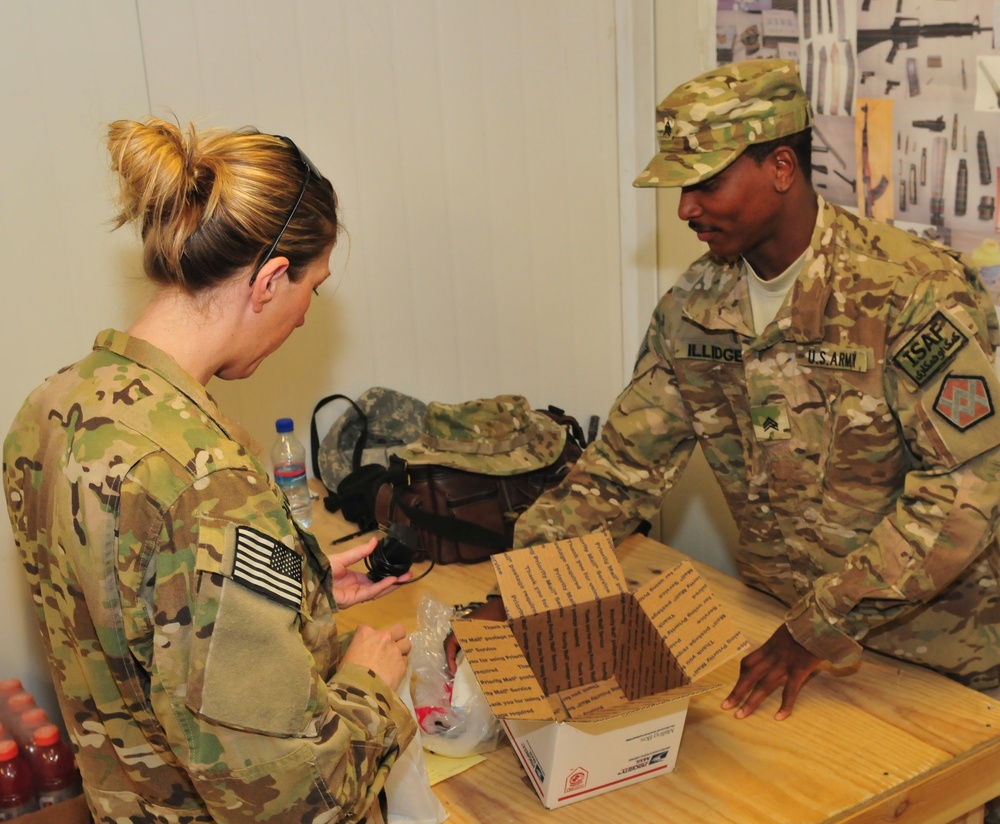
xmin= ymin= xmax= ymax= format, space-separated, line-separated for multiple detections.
xmin=452 ymin=531 xmax=748 ymax=809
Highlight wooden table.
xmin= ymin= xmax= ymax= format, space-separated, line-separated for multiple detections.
xmin=315 ymin=502 xmax=1000 ymax=824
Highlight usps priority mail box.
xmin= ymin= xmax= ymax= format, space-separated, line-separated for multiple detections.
xmin=452 ymin=530 xmax=748 ymax=809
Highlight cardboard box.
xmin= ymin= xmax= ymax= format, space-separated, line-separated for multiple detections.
xmin=452 ymin=531 xmax=748 ymax=809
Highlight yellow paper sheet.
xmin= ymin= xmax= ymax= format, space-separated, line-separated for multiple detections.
xmin=423 ymin=751 xmax=486 ymax=785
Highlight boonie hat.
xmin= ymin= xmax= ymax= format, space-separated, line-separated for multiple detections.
xmin=391 ymin=395 xmax=566 ymax=476
xmin=633 ymin=58 xmax=812 ymax=189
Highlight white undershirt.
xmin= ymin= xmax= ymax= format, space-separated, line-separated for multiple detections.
xmin=744 ymin=250 xmax=807 ymax=335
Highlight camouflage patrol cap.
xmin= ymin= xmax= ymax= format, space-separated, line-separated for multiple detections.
xmin=633 ymin=58 xmax=812 ymax=188
xmin=391 ymin=395 xmax=566 ymax=476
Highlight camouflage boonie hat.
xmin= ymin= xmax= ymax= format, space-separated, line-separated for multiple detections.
xmin=317 ymin=387 xmax=427 ymax=490
xmin=391 ymin=395 xmax=566 ymax=476
xmin=633 ymin=58 xmax=812 ymax=188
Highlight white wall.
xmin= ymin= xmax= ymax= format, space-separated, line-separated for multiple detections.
xmin=1 ymin=0 xmax=740 ymax=721
xmin=1 ymin=0 xmax=682 ymax=717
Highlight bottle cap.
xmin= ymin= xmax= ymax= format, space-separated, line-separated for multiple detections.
xmin=20 ymin=708 xmax=49 ymax=729
xmin=32 ymin=725 xmax=60 ymax=748
xmin=0 ymin=679 xmax=24 ymax=697
xmin=7 ymin=693 xmax=35 ymax=712
xmin=276 ymin=418 xmax=295 ymax=433
xmin=0 ymin=739 xmax=18 ymax=760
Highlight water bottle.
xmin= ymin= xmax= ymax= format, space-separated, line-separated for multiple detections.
xmin=0 ymin=739 xmax=37 ymax=819
xmin=29 ymin=725 xmax=81 ymax=808
xmin=272 ymin=418 xmax=313 ymax=528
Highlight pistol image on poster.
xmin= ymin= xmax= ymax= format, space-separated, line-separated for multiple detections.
xmin=857 ymin=16 xmax=992 ymax=64
xmin=861 ymin=104 xmax=889 ymax=219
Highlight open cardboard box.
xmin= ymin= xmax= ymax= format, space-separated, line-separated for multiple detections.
xmin=452 ymin=530 xmax=749 ymax=809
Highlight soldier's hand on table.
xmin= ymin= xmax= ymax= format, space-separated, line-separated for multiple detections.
xmin=722 ymin=623 xmax=822 ymax=721
xmin=341 ymin=623 xmax=412 ymax=691
xmin=329 ymin=538 xmax=412 ymax=608
xmin=445 ymin=597 xmax=507 ymax=676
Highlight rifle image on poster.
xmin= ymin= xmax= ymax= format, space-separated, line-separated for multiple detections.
xmin=857 ymin=16 xmax=992 ymax=64
xmin=861 ymin=104 xmax=888 ymax=219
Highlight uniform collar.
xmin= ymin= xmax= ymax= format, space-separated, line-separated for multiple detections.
xmin=93 ymin=329 xmax=262 ymax=455
xmin=683 ymin=194 xmax=835 ymax=349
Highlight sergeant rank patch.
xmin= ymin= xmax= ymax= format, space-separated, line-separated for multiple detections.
xmin=751 ymin=403 xmax=792 ymax=441
xmin=933 ymin=375 xmax=994 ymax=431
xmin=232 ymin=525 xmax=303 ymax=609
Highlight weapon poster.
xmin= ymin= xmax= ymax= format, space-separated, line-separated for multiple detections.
xmin=714 ymin=0 xmax=1000 ymax=305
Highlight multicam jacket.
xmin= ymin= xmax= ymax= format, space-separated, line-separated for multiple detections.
xmin=3 ymin=330 xmax=415 ymax=823
xmin=516 ymin=198 xmax=1000 ymax=689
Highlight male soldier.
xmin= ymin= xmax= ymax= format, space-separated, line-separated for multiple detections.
xmin=453 ymin=59 xmax=1000 ymax=724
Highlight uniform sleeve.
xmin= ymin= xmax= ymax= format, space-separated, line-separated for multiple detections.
xmin=514 ymin=300 xmax=699 ymax=547
xmin=118 ymin=463 xmax=416 ymax=823
xmin=785 ymin=265 xmax=1000 ymax=666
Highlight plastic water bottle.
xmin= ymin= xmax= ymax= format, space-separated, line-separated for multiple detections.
xmin=0 ymin=739 xmax=37 ymax=819
xmin=272 ymin=418 xmax=313 ymax=528
xmin=29 ymin=725 xmax=81 ymax=808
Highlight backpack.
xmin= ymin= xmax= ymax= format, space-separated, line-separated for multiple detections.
xmin=310 ymin=388 xmax=427 ymax=532
xmin=374 ymin=395 xmax=587 ymax=564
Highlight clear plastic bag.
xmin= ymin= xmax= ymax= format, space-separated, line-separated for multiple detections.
xmin=408 ymin=595 xmax=501 ymax=757
xmin=384 ymin=670 xmax=448 ymax=824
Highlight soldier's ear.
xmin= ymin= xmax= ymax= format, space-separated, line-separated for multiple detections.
xmin=770 ymin=146 xmax=798 ymax=193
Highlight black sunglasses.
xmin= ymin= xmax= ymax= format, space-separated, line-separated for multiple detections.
xmin=248 ymin=135 xmax=325 ymax=287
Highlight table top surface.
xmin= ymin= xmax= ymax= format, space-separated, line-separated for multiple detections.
xmin=313 ymin=502 xmax=1000 ymax=824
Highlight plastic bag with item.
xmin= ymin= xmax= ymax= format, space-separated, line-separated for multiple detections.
xmin=383 ymin=669 xmax=448 ymax=824
xmin=408 ymin=594 xmax=501 ymax=758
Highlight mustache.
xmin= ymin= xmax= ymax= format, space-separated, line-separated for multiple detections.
xmin=688 ymin=221 xmax=718 ymax=234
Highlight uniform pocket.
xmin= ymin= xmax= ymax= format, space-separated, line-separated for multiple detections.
xmin=186 ymin=518 xmax=316 ymax=736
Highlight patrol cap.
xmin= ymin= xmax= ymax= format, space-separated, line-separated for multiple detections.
xmin=633 ymin=58 xmax=813 ymax=188
xmin=391 ymin=395 xmax=566 ymax=476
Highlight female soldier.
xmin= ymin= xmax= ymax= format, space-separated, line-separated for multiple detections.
xmin=3 ymin=118 xmax=415 ymax=823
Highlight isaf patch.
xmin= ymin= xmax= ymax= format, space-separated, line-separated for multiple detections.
xmin=232 ymin=525 xmax=303 ymax=609
xmin=933 ymin=375 xmax=995 ymax=431
xmin=893 ymin=311 xmax=967 ymax=386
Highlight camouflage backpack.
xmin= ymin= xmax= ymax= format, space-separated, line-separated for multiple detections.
xmin=310 ymin=388 xmax=427 ymax=531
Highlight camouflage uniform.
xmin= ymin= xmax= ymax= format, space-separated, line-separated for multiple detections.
xmin=517 ymin=59 xmax=1000 ymax=690
xmin=3 ymin=329 xmax=416 ymax=823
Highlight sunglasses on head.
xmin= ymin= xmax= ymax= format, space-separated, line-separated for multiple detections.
xmin=248 ymin=135 xmax=325 ymax=287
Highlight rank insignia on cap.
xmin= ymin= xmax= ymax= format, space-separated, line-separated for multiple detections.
xmin=933 ymin=375 xmax=995 ymax=431
xmin=232 ymin=526 xmax=303 ymax=609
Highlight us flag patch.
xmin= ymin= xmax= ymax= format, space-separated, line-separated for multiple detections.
xmin=232 ymin=526 xmax=303 ymax=609
xmin=933 ymin=375 xmax=995 ymax=431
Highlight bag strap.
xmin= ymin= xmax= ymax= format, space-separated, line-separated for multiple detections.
xmin=542 ymin=405 xmax=589 ymax=451
xmin=309 ymin=393 xmax=369 ymax=489
xmin=385 ymin=457 xmax=510 ymax=551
